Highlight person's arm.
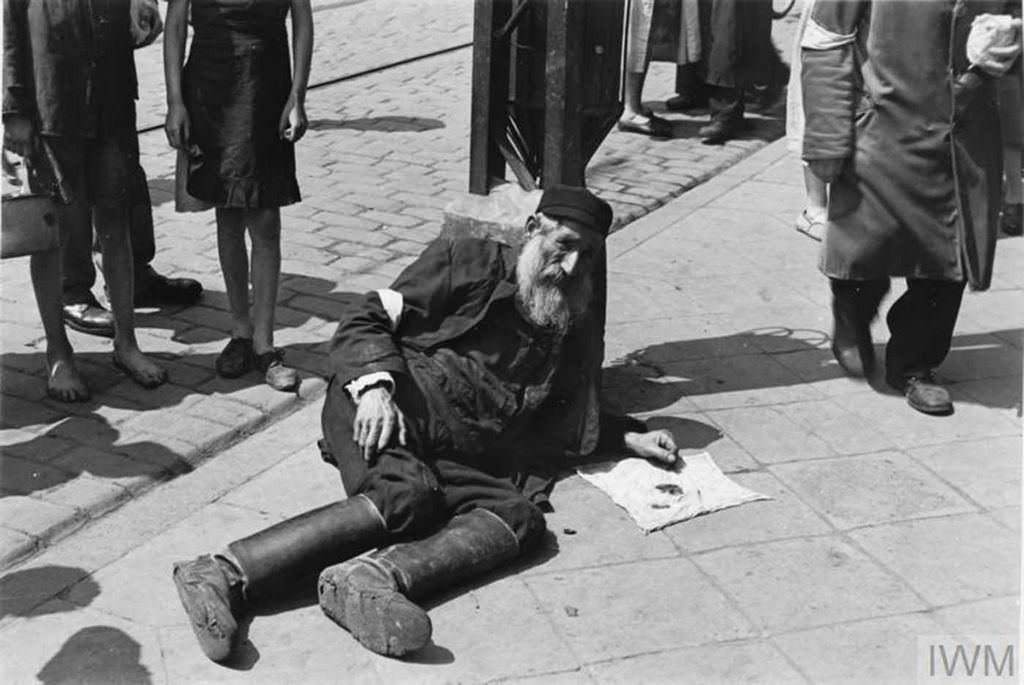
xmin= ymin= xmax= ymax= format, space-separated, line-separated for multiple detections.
xmin=162 ymin=0 xmax=190 ymax=150
xmin=329 ymin=237 xmax=499 ymax=387
xmin=594 ymin=413 xmax=679 ymax=466
xmin=2 ymin=0 xmax=35 ymax=156
xmin=800 ymin=0 xmax=869 ymax=183
xmin=280 ymin=0 xmax=312 ymax=142
xmin=331 ymin=238 xmax=493 ymax=460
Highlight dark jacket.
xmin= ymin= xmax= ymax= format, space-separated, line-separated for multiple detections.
xmin=801 ymin=0 xmax=1006 ymax=290
xmin=330 ymin=237 xmax=620 ymax=462
xmin=3 ymin=0 xmax=138 ymax=137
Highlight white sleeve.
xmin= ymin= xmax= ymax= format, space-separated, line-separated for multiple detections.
xmin=344 ymin=372 xmax=396 ymax=403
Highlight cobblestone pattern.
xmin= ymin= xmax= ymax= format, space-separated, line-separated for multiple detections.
xmin=0 ymin=143 xmax=1018 ymax=684
xmin=0 ymin=2 xmax=799 ymax=567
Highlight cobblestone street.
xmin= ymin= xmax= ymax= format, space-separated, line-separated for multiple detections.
xmin=0 ymin=2 xmax=1019 ymax=683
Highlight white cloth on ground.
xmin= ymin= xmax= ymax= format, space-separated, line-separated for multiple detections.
xmin=577 ymin=451 xmax=771 ymax=533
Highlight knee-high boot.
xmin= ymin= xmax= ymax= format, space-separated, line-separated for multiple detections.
xmin=318 ymin=508 xmax=519 ymax=657
xmin=172 ymin=494 xmax=386 ymax=662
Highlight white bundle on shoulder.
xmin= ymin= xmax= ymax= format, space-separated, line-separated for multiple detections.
xmin=966 ymin=13 xmax=1020 ymax=66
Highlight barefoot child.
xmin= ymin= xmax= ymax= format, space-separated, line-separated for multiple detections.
xmin=3 ymin=0 xmax=168 ymax=392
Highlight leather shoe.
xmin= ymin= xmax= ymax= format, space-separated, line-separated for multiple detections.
xmin=135 ymin=270 xmax=203 ymax=307
xmin=63 ymin=298 xmax=114 ymax=338
xmin=888 ymin=371 xmax=953 ymax=416
xmin=255 ymin=348 xmax=300 ymax=392
xmin=172 ymin=554 xmax=244 ymax=662
xmin=830 ymin=298 xmax=875 ymax=377
xmin=665 ymin=91 xmax=708 ymax=111
xmin=699 ymin=116 xmax=745 ymax=145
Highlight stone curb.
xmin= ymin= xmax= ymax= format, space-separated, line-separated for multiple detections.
xmin=0 ymin=378 xmax=328 ymax=570
xmin=0 ymin=120 xmax=786 ymax=571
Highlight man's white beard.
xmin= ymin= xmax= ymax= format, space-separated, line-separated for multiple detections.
xmin=516 ymin=235 xmax=593 ymax=334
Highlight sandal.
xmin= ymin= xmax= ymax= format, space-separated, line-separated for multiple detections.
xmin=216 ymin=337 xmax=254 ymax=378
xmin=616 ymin=112 xmax=673 ymax=138
xmin=254 ymin=349 xmax=299 ymax=393
xmin=794 ymin=210 xmax=827 ymax=242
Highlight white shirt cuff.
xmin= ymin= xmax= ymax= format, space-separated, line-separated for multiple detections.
xmin=345 ymin=372 xmax=395 ymax=403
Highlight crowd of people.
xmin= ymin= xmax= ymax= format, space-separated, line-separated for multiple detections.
xmin=3 ymin=0 xmax=311 ymax=400
xmin=618 ymin=0 xmax=784 ymax=143
xmin=1 ymin=0 xmax=1022 ymax=666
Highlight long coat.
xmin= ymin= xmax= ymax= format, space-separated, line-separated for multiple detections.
xmin=801 ymin=0 xmax=1007 ymax=290
xmin=328 ymin=237 xmax=611 ymax=463
xmin=2 ymin=0 xmax=138 ymax=138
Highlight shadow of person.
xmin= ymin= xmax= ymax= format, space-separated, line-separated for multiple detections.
xmin=1 ymin=415 xmax=190 ymax=496
xmin=600 ymin=327 xmax=835 ymax=415
xmin=36 ymin=626 xmax=153 ymax=685
xmin=0 ymin=565 xmax=100 ymax=620
xmin=1 ymin=350 xmax=209 ymax=429
xmin=644 ymin=415 xmax=723 ymax=450
xmin=137 ymin=272 xmax=346 ymax=345
xmin=603 ymin=326 xmax=1023 ymax=416
xmin=308 ymin=116 xmax=445 ymax=133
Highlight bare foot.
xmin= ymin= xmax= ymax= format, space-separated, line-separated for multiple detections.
xmin=46 ymin=357 xmax=91 ymax=402
xmin=112 ymin=346 xmax=168 ymax=388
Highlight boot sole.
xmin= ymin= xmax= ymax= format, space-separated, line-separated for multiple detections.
xmin=172 ymin=565 xmax=238 ymax=662
xmin=319 ymin=575 xmax=431 ymax=657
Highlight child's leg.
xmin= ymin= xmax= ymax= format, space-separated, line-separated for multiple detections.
xmin=246 ymin=208 xmax=282 ymax=355
xmin=795 ymin=164 xmax=829 ymax=242
xmin=803 ymin=165 xmax=828 ymax=219
xmin=247 ymin=208 xmax=298 ymax=391
xmin=30 ymin=248 xmax=89 ymax=401
xmin=215 ymin=207 xmax=253 ymax=339
xmin=94 ymin=202 xmax=167 ymax=387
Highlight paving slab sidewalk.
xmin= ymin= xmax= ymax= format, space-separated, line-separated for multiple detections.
xmin=0 ymin=1 xmax=800 ymax=569
xmin=0 ymin=138 xmax=1019 ymax=685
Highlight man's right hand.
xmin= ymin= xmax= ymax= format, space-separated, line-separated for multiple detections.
xmin=353 ymin=386 xmax=409 ymax=462
xmin=806 ymin=158 xmax=845 ymax=183
xmin=3 ymin=114 xmax=35 ymax=158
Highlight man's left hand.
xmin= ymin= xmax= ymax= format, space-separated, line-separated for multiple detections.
xmin=624 ymin=429 xmax=679 ymax=465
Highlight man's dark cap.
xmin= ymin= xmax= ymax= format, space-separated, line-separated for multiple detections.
xmin=536 ymin=184 xmax=612 ymax=238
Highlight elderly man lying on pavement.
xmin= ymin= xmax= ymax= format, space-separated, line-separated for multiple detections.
xmin=172 ymin=185 xmax=680 ymax=661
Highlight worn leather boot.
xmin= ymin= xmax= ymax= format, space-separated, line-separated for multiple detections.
xmin=318 ymin=508 xmax=519 ymax=657
xmin=171 ymin=555 xmax=244 ymax=662
xmin=173 ymin=494 xmax=386 ymax=662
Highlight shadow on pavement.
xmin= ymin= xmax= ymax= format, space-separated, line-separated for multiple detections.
xmin=0 ymin=565 xmax=99 ymax=619
xmin=644 ymin=415 xmax=723 ymax=449
xmin=308 ymin=116 xmax=444 ymax=133
xmin=0 ymin=414 xmax=189 ymax=496
xmin=37 ymin=626 xmax=153 ymax=685
xmin=603 ymin=328 xmax=1022 ymax=413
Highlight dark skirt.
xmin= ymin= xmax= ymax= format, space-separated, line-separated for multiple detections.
xmin=183 ymin=34 xmax=300 ymax=209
